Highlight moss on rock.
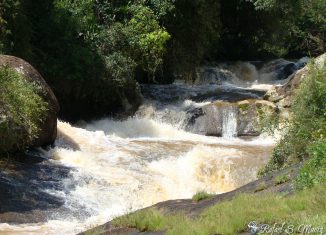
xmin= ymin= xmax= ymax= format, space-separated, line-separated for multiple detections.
xmin=0 ymin=65 xmax=48 ymax=153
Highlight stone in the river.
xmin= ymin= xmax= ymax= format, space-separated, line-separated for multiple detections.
xmin=0 ymin=55 xmax=59 ymax=148
xmin=187 ymin=99 xmax=277 ymax=137
xmin=265 ymin=53 xmax=325 ymax=106
xmin=264 ymin=53 xmax=325 ymax=123
xmin=260 ymin=59 xmax=297 ymax=80
xmin=0 ymin=152 xmax=72 ymax=223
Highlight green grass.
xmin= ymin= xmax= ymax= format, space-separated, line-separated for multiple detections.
xmin=84 ymin=226 xmax=105 ymax=235
xmin=112 ymin=185 xmax=326 ymax=235
xmin=254 ymin=182 xmax=268 ymax=192
xmin=274 ymin=174 xmax=290 ymax=185
xmin=192 ymin=191 xmax=214 ymax=202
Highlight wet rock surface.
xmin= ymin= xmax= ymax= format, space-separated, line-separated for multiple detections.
xmin=196 ymin=58 xmax=308 ymax=86
xmin=139 ymin=82 xmax=270 ymax=137
xmin=141 ymin=83 xmax=266 ymax=104
xmin=264 ymin=53 xmax=325 ymax=120
xmin=0 ymin=151 xmax=75 ymax=223
xmin=189 ymin=99 xmax=276 ymax=137
xmin=259 ymin=58 xmax=308 ymax=81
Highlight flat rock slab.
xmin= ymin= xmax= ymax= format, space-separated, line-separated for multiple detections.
xmin=0 ymin=152 xmax=74 ymax=223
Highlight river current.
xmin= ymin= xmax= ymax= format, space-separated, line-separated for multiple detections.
xmin=0 ymin=59 xmax=306 ymax=234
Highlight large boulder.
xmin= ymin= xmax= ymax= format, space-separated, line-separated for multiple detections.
xmin=187 ymin=99 xmax=277 ymax=137
xmin=259 ymin=58 xmax=308 ymax=81
xmin=263 ymin=53 xmax=325 ymax=124
xmin=265 ymin=53 xmax=326 ymax=107
xmin=0 ymin=55 xmax=59 ymax=147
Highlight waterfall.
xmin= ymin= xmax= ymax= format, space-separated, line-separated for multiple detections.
xmin=0 ymin=60 xmax=285 ymax=235
xmin=196 ymin=59 xmax=306 ymax=89
xmin=222 ymin=106 xmax=238 ymax=138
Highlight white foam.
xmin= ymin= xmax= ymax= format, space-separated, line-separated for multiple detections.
xmin=0 ymin=118 xmax=275 ymax=235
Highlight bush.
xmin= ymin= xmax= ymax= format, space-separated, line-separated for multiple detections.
xmin=0 ymin=66 xmax=48 ymax=153
xmin=260 ymin=62 xmax=326 ymax=177
xmin=192 ymin=191 xmax=214 ymax=202
xmin=254 ymin=182 xmax=268 ymax=192
xmin=296 ymin=142 xmax=326 ymax=189
xmin=274 ymin=174 xmax=290 ymax=185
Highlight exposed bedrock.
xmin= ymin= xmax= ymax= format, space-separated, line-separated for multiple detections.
xmin=187 ymin=99 xmax=276 ymax=137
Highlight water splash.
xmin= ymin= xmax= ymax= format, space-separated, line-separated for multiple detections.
xmin=0 ymin=120 xmax=275 ymax=235
xmin=196 ymin=59 xmax=306 ymax=88
xmin=222 ymin=106 xmax=238 ymax=138
xmin=1 ymin=59 xmax=299 ymax=235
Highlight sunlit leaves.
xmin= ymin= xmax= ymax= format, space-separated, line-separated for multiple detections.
xmin=0 ymin=66 xmax=48 ymax=152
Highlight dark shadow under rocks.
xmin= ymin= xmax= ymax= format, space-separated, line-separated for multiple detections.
xmin=0 ymin=151 xmax=73 ymax=223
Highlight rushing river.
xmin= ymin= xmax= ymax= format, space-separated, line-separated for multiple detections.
xmin=0 ymin=59 xmax=306 ymax=235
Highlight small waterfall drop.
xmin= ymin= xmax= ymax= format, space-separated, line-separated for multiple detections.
xmin=222 ymin=106 xmax=238 ymax=138
xmin=196 ymin=58 xmax=307 ymax=89
xmin=2 ymin=58 xmax=302 ymax=235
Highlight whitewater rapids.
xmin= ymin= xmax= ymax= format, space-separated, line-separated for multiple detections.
xmin=0 ymin=118 xmax=274 ymax=235
xmin=2 ymin=59 xmax=303 ymax=235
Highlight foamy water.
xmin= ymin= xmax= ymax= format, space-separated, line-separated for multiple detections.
xmin=1 ymin=59 xmax=301 ymax=235
xmin=0 ymin=119 xmax=274 ymax=235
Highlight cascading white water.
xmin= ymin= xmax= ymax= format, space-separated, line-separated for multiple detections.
xmin=0 ymin=119 xmax=275 ymax=235
xmin=1 ymin=59 xmax=300 ymax=235
xmin=196 ymin=59 xmax=306 ymax=90
xmin=222 ymin=106 xmax=238 ymax=138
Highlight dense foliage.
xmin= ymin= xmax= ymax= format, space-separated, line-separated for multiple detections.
xmin=0 ymin=0 xmax=325 ymax=119
xmin=297 ymin=142 xmax=326 ymax=189
xmin=259 ymin=61 xmax=326 ymax=189
xmin=0 ymin=66 xmax=48 ymax=153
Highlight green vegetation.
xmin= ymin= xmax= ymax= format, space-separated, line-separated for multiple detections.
xmin=0 ymin=1 xmax=325 ymax=233
xmin=192 ymin=191 xmax=214 ymax=202
xmin=259 ymin=61 xmax=326 ymax=189
xmin=112 ymin=184 xmax=326 ymax=235
xmin=274 ymin=174 xmax=290 ymax=185
xmin=218 ymin=0 xmax=326 ymax=60
xmin=254 ymin=182 xmax=268 ymax=192
xmin=1 ymin=0 xmax=325 ymax=119
xmin=1 ymin=0 xmax=171 ymax=119
xmin=296 ymin=142 xmax=326 ymax=189
xmin=84 ymin=226 xmax=105 ymax=235
xmin=0 ymin=66 xmax=48 ymax=153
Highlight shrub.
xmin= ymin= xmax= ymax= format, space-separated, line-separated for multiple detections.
xmin=260 ymin=61 xmax=326 ymax=177
xmin=296 ymin=142 xmax=326 ymax=189
xmin=274 ymin=174 xmax=290 ymax=185
xmin=254 ymin=182 xmax=268 ymax=192
xmin=0 ymin=66 xmax=48 ymax=153
xmin=192 ymin=191 xmax=214 ymax=202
